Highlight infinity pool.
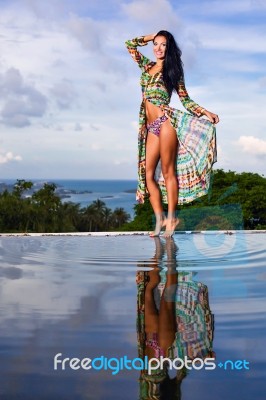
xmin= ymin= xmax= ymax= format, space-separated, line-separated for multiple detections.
xmin=0 ymin=232 xmax=265 ymax=400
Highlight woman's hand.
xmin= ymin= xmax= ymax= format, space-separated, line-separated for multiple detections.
xmin=143 ymin=33 xmax=157 ymax=43
xmin=202 ymin=110 xmax=219 ymax=124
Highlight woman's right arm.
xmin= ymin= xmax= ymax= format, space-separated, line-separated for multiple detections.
xmin=177 ymin=79 xmax=219 ymax=123
xmin=125 ymin=34 xmax=156 ymax=71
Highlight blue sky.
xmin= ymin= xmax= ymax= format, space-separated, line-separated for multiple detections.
xmin=0 ymin=0 xmax=265 ymax=179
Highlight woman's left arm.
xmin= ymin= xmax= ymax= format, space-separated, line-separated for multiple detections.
xmin=177 ymin=80 xmax=219 ymax=124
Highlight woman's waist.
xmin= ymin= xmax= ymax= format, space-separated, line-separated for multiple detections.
xmin=141 ymin=86 xmax=169 ymax=102
xmin=144 ymin=99 xmax=167 ymax=124
xmin=142 ymin=95 xmax=169 ymax=106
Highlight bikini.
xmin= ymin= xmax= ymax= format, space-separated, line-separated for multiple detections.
xmin=145 ymin=333 xmax=166 ymax=358
xmin=146 ymin=114 xmax=168 ymax=136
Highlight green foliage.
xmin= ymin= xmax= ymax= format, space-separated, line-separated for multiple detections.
xmin=119 ymin=201 xmax=154 ymax=231
xmin=0 ymin=180 xmax=131 ymax=233
xmin=202 ymin=169 xmax=266 ymax=229
xmin=13 ymin=179 xmax=33 ymax=198
xmin=122 ymin=169 xmax=266 ymax=231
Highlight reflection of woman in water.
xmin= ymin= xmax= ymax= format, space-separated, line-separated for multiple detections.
xmin=136 ymin=238 xmax=215 ymax=399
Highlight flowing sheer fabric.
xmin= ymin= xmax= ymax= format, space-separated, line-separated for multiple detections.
xmin=125 ymin=37 xmax=217 ymax=204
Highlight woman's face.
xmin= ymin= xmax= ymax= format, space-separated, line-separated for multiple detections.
xmin=153 ymin=35 xmax=167 ymax=60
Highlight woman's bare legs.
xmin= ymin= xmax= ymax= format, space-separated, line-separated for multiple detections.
xmin=146 ymin=132 xmax=166 ymax=236
xmin=160 ymin=119 xmax=180 ymax=236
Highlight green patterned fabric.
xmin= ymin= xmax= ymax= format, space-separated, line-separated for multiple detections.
xmin=136 ymin=271 xmax=214 ymax=362
xmin=125 ymin=37 xmax=217 ymax=205
xmin=136 ymin=270 xmax=214 ymax=399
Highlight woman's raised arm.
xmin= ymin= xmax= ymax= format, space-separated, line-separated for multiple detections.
xmin=125 ymin=34 xmax=156 ymax=71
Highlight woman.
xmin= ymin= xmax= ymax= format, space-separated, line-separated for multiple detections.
xmin=125 ymin=31 xmax=219 ymax=237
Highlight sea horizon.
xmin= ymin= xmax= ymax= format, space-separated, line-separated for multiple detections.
xmin=0 ymin=178 xmax=138 ymax=217
xmin=0 ymin=178 xmax=138 ymax=181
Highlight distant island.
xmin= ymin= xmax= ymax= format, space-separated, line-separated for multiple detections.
xmin=56 ymin=188 xmax=92 ymax=199
xmin=0 ymin=182 xmax=92 ymax=199
xmin=124 ymin=189 xmax=136 ymax=193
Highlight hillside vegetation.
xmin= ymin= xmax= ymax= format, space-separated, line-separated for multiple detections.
xmin=122 ymin=169 xmax=266 ymax=231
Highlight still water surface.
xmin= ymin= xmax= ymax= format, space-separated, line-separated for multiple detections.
xmin=0 ymin=233 xmax=265 ymax=399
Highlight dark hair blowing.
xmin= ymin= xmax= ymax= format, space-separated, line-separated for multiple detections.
xmin=154 ymin=30 xmax=184 ymax=97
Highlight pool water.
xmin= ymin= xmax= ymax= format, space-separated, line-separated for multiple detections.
xmin=0 ymin=232 xmax=265 ymax=400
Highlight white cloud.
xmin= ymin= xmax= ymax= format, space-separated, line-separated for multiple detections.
xmin=235 ymin=136 xmax=266 ymax=156
xmin=179 ymin=0 xmax=266 ymax=16
xmin=113 ymin=158 xmax=132 ymax=165
xmin=0 ymin=68 xmax=47 ymax=127
xmin=67 ymin=14 xmax=104 ymax=53
xmin=0 ymin=68 xmax=23 ymax=93
xmin=0 ymin=151 xmax=22 ymax=164
xmin=190 ymin=22 xmax=266 ymax=54
xmin=258 ymin=77 xmax=266 ymax=88
xmin=74 ymin=122 xmax=82 ymax=131
xmin=91 ymin=143 xmax=102 ymax=151
xmin=20 ymin=0 xmax=66 ymax=20
xmin=131 ymin=121 xmax=139 ymax=132
xmin=0 ymin=0 xmax=265 ymax=178
xmin=50 ymin=79 xmax=77 ymax=109
xmin=122 ymin=0 xmax=180 ymax=26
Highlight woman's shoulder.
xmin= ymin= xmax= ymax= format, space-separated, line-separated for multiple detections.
xmin=141 ymin=61 xmax=156 ymax=74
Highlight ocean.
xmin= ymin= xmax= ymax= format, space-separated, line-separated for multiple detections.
xmin=0 ymin=179 xmax=138 ymax=218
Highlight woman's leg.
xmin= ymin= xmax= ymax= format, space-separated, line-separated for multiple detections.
xmin=159 ymin=119 xmax=180 ymax=236
xmin=158 ymin=266 xmax=177 ymax=355
xmin=146 ymin=132 xmax=165 ymax=235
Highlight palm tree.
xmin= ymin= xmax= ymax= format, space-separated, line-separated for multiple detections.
xmin=111 ymin=207 xmax=130 ymax=229
xmin=81 ymin=200 xmax=106 ymax=232
xmin=89 ymin=199 xmax=106 ymax=231
xmin=103 ymin=207 xmax=113 ymax=230
xmin=58 ymin=202 xmax=81 ymax=231
xmin=32 ymin=183 xmax=61 ymax=231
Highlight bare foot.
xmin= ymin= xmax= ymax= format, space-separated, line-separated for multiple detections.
xmin=149 ymin=218 xmax=166 ymax=237
xmin=162 ymin=218 xmax=180 ymax=238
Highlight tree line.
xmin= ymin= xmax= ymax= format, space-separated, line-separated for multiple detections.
xmin=0 ymin=169 xmax=265 ymax=233
xmin=0 ymin=180 xmax=130 ymax=233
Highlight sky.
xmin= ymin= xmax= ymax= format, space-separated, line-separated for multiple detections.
xmin=0 ymin=0 xmax=265 ymax=179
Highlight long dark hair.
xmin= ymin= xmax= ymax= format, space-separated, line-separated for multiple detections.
xmin=154 ymin=30 xmax=184 ymax=98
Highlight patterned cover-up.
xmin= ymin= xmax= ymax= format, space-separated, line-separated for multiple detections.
xmin=125 ymin=37 xmax=217 ymax=205
xmin=136 ymin=271 xmax=214 ymax=363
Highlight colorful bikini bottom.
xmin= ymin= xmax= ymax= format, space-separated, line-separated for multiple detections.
xmin=145 ymin=333 xmax=165 ymax=358
xmin=146 ymin=114 xmax=168 ymax=136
